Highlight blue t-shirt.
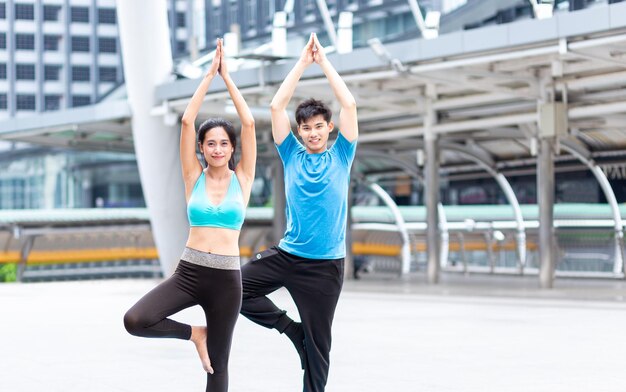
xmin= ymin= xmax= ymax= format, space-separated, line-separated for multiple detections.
xmin=276 ymin=131 xmax=357 ymax=259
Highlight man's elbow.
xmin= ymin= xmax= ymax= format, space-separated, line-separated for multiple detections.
xmin=270 ymin=100 xmax=285 ymax=112
xmin=344 ymin=99 xmax=357 ymax=111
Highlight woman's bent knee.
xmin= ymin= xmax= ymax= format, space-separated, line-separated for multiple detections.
xmin=123 ymin=308 xmax=147 ymax=336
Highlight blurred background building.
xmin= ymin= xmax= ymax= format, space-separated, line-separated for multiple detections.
xmin=1 ymin=0 xmax=625 ymax=284
xmin=1 ymin=0 xmax=625 ymax=210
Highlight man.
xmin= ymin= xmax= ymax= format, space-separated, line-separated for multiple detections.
xmin=240 ymin=32 xmax=358 ymax=392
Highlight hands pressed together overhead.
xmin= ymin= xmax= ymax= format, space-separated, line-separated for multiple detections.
xmin=210 ymin=32 xmax=326 ymax=78
xmin=207 ymin=38 xmax=229 ymax=79
xmin=300 ymin=33 xmax=327 ymax=66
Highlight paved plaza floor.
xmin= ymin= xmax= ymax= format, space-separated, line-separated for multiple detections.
xmin=3 ymin=273 xmax=626 ymax=391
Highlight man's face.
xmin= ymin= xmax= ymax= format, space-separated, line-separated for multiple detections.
xmin=297 ymin=115 xmax=334 ymax=154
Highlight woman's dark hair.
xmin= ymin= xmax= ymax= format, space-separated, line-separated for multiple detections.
xmin=295 ymin=98 xmax=332 ymax=125
xmin=197 ymin=118 xmax=237 ymax=170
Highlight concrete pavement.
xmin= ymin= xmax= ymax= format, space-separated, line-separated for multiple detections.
xmin=2 ymin=274 xmax=626 ymax=391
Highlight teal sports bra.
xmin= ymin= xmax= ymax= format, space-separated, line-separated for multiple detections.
xmin=187 ymin=171 xmax=245 ymax=230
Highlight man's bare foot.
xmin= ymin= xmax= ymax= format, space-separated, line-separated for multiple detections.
xmin=191 ymin=326 xmax=214 ymax=374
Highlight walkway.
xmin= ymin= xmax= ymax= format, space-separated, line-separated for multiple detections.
xmin=2 ymin=273 xmax=625 ymax=391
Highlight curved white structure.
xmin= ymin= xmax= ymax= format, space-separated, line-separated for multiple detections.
xmin=116 ymin=0 xmax=188 ymax=275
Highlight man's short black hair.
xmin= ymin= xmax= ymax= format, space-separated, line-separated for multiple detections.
xmin=295 ymin=98 xmax=332 ymax=125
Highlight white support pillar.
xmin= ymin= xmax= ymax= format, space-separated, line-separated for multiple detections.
xmin=537 ymin=137 xmax=555 ymax=288
xmin=272 ymin=11 xmax=288 ymax=57
xmin=336 ymin=12 xmax=353 ymax=54
xmin=537 ymin=101 xmax=565 ymax=288
xmin=424 ymin=89 xmax=440 ymax=284
xmin=116 ymin=0 xmax=188 ymax=276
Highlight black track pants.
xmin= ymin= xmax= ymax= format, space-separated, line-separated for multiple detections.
xmin=241 ymin=246 xmax=344 ymax=392
xmin=124 ymin=260 xmax=242 ymax=392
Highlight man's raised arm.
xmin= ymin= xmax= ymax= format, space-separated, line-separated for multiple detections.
xmin=312 ymin=34 xmax=358 ymax=142
xmin=270 ymin=34 xmax=315 ymax=145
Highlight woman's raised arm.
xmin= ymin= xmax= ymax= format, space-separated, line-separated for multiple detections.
xmin=180 ymin=39 xmax=222 ymax=194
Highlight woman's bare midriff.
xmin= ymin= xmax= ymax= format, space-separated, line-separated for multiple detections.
xmin=186 ymin=227 xmax=241 ymax=256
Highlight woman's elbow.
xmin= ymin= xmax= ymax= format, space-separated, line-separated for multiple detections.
xmin=181 ymin=115 xmax=194 ymax=127
xmin=242 ymin=119 xmax=255 ymax=129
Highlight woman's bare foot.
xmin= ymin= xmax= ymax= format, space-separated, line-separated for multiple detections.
xmin=190 ymin=326 xmax=214 ymax=374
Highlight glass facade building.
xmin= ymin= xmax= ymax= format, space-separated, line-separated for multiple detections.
xmin=0 ymin=142 xmax=142 ymax=209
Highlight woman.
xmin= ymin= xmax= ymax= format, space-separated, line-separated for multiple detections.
xmin=123 ymin=38 xmax=256 ymax=392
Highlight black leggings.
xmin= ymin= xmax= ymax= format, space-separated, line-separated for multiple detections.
xmin=241 ymin=246 xmax=344 ymax=392
xmin=124 ymin=259 xmax=242 ymax=392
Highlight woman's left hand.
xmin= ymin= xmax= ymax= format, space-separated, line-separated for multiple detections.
xmin=206 ymin=38 xmax=221 ymax=78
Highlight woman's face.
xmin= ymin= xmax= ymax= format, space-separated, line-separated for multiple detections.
xmin=200 ymin=127 xmax=233 ymax=168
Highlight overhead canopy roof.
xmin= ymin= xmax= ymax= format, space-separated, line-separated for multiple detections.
xmin=0 ymin=99 xmax=133 ymax=153
xmin=2 ymin=2 xmax=626 ymax=176
xmin=154 ymin=2 xmax=626 ymax=175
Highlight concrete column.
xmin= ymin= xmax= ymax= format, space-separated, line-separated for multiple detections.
xmin=537 ymin=137 xmax=556 ymax=288
xmin=424 ymin=91 xmax=440 ymax=284
xmin=537 ymin=98 xmax=564 ymax=288
xmin=425 ymin=135 xmax=440 ymax=284
xmin=272 ymin=160 xmax=286 ymax=244
xmin=116 ymin=0 xmax=188 ymax=276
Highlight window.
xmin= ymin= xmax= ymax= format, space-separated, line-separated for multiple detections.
xmin=16 ymin=94 xmax=36 ymax=110
xmin=72 ymin=95 xmax=91 ymax=107
xmin=44 ymin=35 xmax=61 ymax=51
xmin=44 ymin=95 xmax=61 ymax=111
xmin=0 ymin=63 xmax=5 ymax=79
xmin=0 ymin=3 xmax=5 ymax=19
xmin=15 ymin=3 xmax=34 ymax=20
xmin=16 ymin=34 xmax=35 ymax=50
xmin=16 ymin=64 xmax=35 ymax=80
xmin=44 ymin=65 xmax=61 ymax=81
xmin=99 ymin=66 xmax=117 ymax=82
xmin=176 ymin=40 xmax=186 ymax=53
xmin=71 ymin=7 xmax=89 ymax=23
xmin=98 ymin=8 xmax=116 ymax=24
xmin=0 ymin=33 xmax=5 ymax=49
xmin=71 ymin=36 xmax=90 ymax=52
xmin=98 ymin=37 xmax=116 ymax=53
xmin=176 ymin=12 xmax=186 ymax=27
xmin=43 ymin=5 xmax=61 ymax=21
xmin=0 ymin=94 xmax=7 ymax=110
xmin=72 ymin=66 xmax=90 ymax=82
